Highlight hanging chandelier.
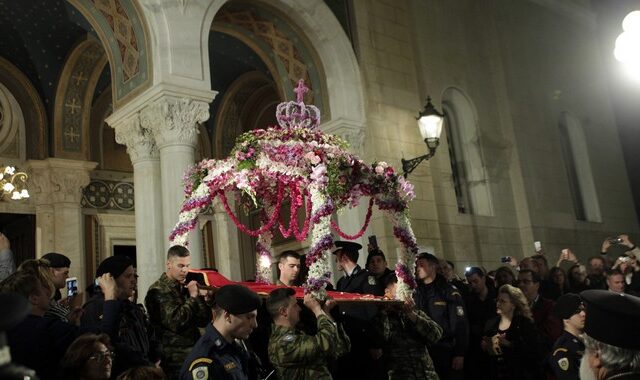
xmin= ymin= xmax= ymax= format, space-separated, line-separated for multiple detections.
xmin=0 ymin=166 xmax=29 ymax=200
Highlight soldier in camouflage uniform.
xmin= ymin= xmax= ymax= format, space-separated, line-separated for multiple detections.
xmin=267 ymin=288 xmax=350 ymax=379
xmin=145 ymin=245 xmax=212 ymax=379
xmin=375 ymin=273 xmax=444 ymax=380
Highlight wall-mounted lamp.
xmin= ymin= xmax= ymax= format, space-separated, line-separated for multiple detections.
xmin=401 ymin=97 xmax=444 ymax=178
xmin=0 ymin=166 xmax=29 ymax=200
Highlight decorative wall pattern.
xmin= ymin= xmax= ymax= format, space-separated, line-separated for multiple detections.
xmin=68 ymin=0 xmax=151 ymax=107
xmin=57 ymin=40 xmax=106 ymax=154
xmin=82 ymin=179 xmax=135 ymax=211
xmin=92 ymin=0 xmax=139 ymax=81
xmin=216 ymin=7 xmax=318 ymax=102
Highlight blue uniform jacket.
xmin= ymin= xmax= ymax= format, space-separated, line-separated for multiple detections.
xmin=180 ymin=323 xmax=252 ymax=380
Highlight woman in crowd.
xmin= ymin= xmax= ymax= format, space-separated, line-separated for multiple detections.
xmin=60 ymin=333 xmax=114 ymax=380
xmin=548 ymin=266 xmax=569 ymax=300
xmin=482 ymin=284 xmax=542 ymax=380
xmin=567 ymin=264 xmax=590 ymax=293
xmin=493 ymin=266 xmax=516 ymax=288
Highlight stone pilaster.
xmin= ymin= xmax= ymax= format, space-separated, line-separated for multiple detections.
xmin=113 ymin=114 xmax=164 ymax=302
xmin=140 ymin=95 xmax=210 ymax=268
xmin=211 ymin=199 xmax=243 ymax=281
xmin=24 ymin=158 xmax=96 ymax=287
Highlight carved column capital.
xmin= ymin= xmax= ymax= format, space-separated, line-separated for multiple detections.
xmin=24 ymin=158 xmax=97 ymax=205
xmin=112 ymin=113 xmax=158 ymax=163
xmin=321 ymin=117 xmax=366 ymax=155
xmin=140 ymin=96 xmax=210 ymax=148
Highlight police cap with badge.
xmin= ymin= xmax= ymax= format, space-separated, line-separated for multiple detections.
xmin=332 ymin=241 xmax=362 ymax=259
xmin=215 ymin=284 xmax=261 ymax=314
xmin=553 ymin=293 xmax=584 ymax=320
xmin=580 ymin=289 xmax=640 ymax=349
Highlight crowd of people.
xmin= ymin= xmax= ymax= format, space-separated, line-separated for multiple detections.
xmin=1 ymin=232 xmax=640 ymax=380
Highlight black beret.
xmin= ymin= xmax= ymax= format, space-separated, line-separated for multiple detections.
xmin=553 ymin=293 xmax=583 ymax=319
xmin=42 ymin=252 xmax=71 ymax=268
xmin=581 ymin=289 xmax=640 ymax=349
xmin=215 ymin=285 xmax=261 ymax=314
xmin=416 ymin=252 xmax=439 ymax=264
xmin=96 ymin=255 xmax=133 ymax=279
xmin=332 ymin=241 xmax=363 ymax=255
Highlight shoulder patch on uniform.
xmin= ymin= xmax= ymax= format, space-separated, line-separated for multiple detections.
xmin=191 ymin=366 xmax=209 ymax=379
xmin=451 ymin=291 xmax=461 ymax=297
xmin=434 ymin=301 xmax=447 ymax=306
xmin=188 ymin=358 xmax=213 ymax=371
xmin=557 ymin=357 xmax=569 ymax=371
xmin=224 ymin=361 xmax=237 ymax=371
xmin=368 ymin=276 xmax=376 ymax=285
xmin=281 ymin=334 xmax=296 ymax=343
xmin=456 ymin=306 xmax=465 ymax=317
xmin=552 ymin=348 xmax=568 ymax=356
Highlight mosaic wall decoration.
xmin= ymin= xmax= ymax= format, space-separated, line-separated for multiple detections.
xmin=82 ymin=179 xmax=134 ymax=211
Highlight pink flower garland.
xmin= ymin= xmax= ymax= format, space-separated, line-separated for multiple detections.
xmin=330 ymin=197 xmax=374 ymax=240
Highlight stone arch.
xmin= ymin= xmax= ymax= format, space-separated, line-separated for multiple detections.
xmin=53 ymin=36 xmax=109 ymax=160
xmin=0 ymin=83 xmax=26 ymax=162
xmin=0 ymin=57 xmax=47 ymax=160
xmin=202 ymin=0 xmax=366 ymax=139
xmin=67 ymin=0 xmax=152 ymax=109
xmin=213 ymin=71 xmax=279 ymax=158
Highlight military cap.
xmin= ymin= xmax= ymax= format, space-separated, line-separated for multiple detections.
xmin=416 ymin=252 xmax=439 ymax=264
xmin=553 ymin=293 xmax=583 ymax=320
xmin=42 ymin=252 xmax=71 ymax=268
xmin=96 ymin=255 xmax=133 ymax=278
xmin=215 ymin=284 xmax=261 ymax=314
xmin=332 ymin=241 xmax=363 ymax=255
xmin=580 ymin=289 xmax=640 ymax=349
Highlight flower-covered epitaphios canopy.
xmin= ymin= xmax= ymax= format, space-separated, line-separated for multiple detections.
xmin=170 ymin=80 xmax=419 ymax=301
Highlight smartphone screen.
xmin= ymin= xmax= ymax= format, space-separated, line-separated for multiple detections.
xmin=368 ymin=235 xmax=378 ymax=249
xmin=66 ymin=277 xmax=78 ymax=298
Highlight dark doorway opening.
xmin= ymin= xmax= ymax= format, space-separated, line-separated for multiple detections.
xmin=0 ymin=213 xmax=35 ymax=267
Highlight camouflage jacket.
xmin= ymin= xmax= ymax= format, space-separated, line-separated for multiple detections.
xmin=145 ymin=273 xmax=212 ymax=374
xmin=268 ymin=314 xmax=351 ymax=380
xmin=374 ymin=308 xmax=443 ymax=380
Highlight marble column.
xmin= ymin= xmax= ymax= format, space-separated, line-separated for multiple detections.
xmin=113 ymin=113 xmax=165 ymax=302
xmin=141 ymin=96 xmax=210 ymax=268
xmin=24 ymin=158 xmax=96 ymax=286
xmin=211 ymin=199 xmax=243 ymax=281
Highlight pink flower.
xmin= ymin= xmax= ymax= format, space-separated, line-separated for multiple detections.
xmin=304 ymin=151 xmax=321 ymax=165
xmin=311 ymin=164 xmax=327 ymax=185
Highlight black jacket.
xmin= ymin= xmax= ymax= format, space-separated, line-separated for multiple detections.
xmin=82 ymin=294 xmax=161 ymax=377
xmin=8 ymin=301 xmax=121 ymax=380
xmin=414 ymin=275 xmax=469 ymax=356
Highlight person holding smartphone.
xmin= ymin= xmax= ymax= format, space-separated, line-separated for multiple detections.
xmin=41 ymin=252 xmax=84 ymax=324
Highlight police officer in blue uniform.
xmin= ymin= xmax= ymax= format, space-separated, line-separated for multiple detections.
xmin=180 ymin=284 xmax=261 ymax=380
xmin=413 ymin=252 xmax=469 ymax=380
xmin=332 ymin=241 xmax=384 ymax=380
xmin=549 ymin=293 xmax=585 ymax=380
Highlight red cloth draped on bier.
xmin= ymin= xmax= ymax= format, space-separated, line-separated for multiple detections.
xmin=187 ymin=269 xmax=399 ymax=304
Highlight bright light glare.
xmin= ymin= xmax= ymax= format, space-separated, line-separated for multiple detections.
xmin=259 ymin=255 xmax=271 ymax=268
xmin=615 ymin=11 xmax=640 ymax=81
xmin=623 ymin=11 xmax=640 ymax=32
